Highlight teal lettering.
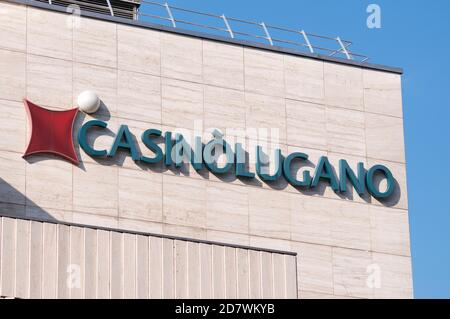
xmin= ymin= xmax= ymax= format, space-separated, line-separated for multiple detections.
xmin=311 ymin=156 xmax=339 ymax=192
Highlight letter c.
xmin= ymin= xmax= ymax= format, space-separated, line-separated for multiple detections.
xmin=77 ymin=120 xmax=108 ymax=157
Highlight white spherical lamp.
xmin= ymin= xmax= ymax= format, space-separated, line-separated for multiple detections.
xmin=77 ymin=90 xmax=100 ymax=114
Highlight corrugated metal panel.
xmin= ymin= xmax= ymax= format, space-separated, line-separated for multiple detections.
xmin=42 ymin=223 xmax=58 ymax=298
xmin=0 ymin=217 xmax=298 ymax=299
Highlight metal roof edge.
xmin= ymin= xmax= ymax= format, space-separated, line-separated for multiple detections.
xmin=9 ymin=0 xmax=403 ymax=74
xmin=0 ymin=213 xmax=298 ymax=256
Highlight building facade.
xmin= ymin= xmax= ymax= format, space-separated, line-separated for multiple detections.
xmin=0 ymin=0 xmax=412 ymax=298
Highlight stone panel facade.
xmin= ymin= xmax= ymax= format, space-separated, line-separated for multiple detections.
xmin=0 ymin=1 xmax=412 ymax=298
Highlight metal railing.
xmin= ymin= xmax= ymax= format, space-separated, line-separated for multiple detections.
xmin=38 ymin=0 xmax=369 ymax=62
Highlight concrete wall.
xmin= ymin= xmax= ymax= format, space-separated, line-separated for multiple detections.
xmin=0 ymin=1 xmax=412 ymax=298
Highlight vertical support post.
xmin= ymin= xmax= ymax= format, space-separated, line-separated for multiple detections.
xmin=165 ymin=2 xmax=176 ymax=28
xmin=48 ymin=0 xmax=52 ymax=4
xmin=105 ymin=0 xmax=114 ymax=16
xmin=221 ymin=14 xmax=234 ymax=38
xmin=336 ymin=37 xmax=352 ymax=60
xmin=134 ymin=6 xmax=139 ymax=21
xmin=260 ymin=22 xmax=273 ymax=46
xmin=300 ymin=30 xmax=314 ymax=53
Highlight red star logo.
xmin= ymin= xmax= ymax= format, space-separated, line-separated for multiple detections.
xmin=23 ymin=99 xmax=80 ymax=165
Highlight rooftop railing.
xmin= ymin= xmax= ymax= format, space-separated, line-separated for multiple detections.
xmin=36 ymin=0 xmax=370 ymax=62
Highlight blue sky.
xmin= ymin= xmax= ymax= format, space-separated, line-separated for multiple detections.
xmin=142 ymin=0 xmax=450 ymax=298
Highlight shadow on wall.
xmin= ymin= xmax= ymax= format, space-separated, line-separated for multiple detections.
xmin=0 ymin=177 xmax=57 ymax=222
